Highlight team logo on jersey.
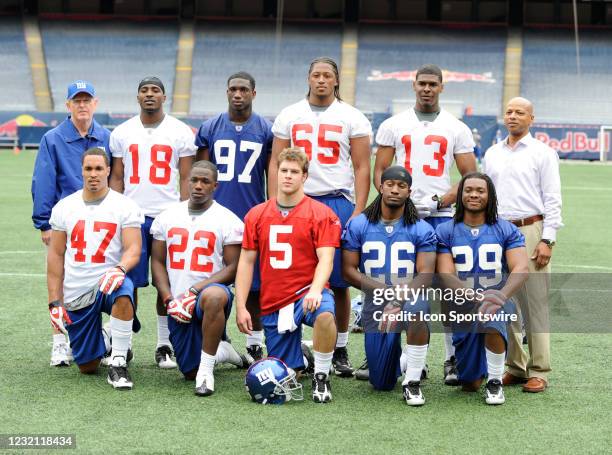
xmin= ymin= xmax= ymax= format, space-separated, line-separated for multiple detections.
xmin=385 ymin=225 xmax=394 ymax=234
xmin=280 ymin=210 xmax=289 ymax=218
xmin=235 ymin=125 xmax=243 ymax=132
xmin=471 ymin=228 xmax=480 ymax=237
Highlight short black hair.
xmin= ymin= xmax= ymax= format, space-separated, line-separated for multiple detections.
xmin=192 ymin=160 xmax=218 ymax=182
xmin=227 ymin=72 xmax=255 ymax=90
xmin=415 ymin=64 xmax=443 ymax=83
xmin=454 ymin=172 xmax=498 ymax=225
xmin=81 ymin=147 xmax=109 ymax=167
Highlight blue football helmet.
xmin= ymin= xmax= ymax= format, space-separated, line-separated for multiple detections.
xmin=245 ymin=357 xmax=303 ymax=404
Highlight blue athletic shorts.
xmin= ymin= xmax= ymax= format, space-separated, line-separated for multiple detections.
xmin=168 ymin=283 xmax=233 ymax=375
xmin=452 ymin=301 xmax=514 ymax=383
xmin=261 ymin=289 xmax=335 ymax=370
xmin=66 ymin=278 xmax=138 ymax=365
xmin=311 ymin=194 xmax=354 ymax=288
xmin=423 ymin=215 xmax=452 ymax=230
xmin=128 ymin=216 xmax=154 ymax=288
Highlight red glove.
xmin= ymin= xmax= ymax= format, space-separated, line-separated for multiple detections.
xmin=99 ymin=266 xmax=126 ymax=295
xmin=49 ymin=302 xmax=72 ymax=334
xmin=167 ymin=288 xmax=199 ymax=324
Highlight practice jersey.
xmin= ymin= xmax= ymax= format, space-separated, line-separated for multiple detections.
xmin=150 ymin=201 xmax=244 ymax=297
xmin=376 ymin=109 xmax=474 ymax=216
xmin=342 ymin=214 xmax=437 ymax=285
xmin=195 ymin=112 xmax=273 ymax=219
xmin=110 ymin=114 xmax=197 ymax=217
xmin=242 ymin=196 xmax=342 ymax=315
xmin=272 ymin=99 xmax=372 ymax=201
xmin=49 ymin=189 xmax=144 ymax=303
xmin=436 ymin=219 xmax=525 ymax=290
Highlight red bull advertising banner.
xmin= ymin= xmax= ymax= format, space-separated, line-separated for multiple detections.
xmin=531 ymin=123 xmax=609 ymax=161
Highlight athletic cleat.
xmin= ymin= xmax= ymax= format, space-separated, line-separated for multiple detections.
xmin=50 ymin=343 xmax=71 ymax=367
xmin=354 ymin=359 xmax=369 ymax=381
xmin=300 ymin=342 xmax=315 ymax=376
xmin=101 ymin=348 xmax=133 ymax=367
xmin=245 ymin=344 xmax=264 ymax=364
xmin=421 ymin=363 xmax=429 ymax=381
xmin=195 ymin=372 xmax=215 ymax=396
xmin=107 ymin=363 xmax=133 ymax=390
xmin=155 ymin=345 xmax=178 ymax=369
xmin=444 ymin=356 xmax=459 ymax=386
xmin=485 ymin=379 xmax=505 ymax=405
xmin=312 ymin=372 xmax=332 ymax=403
xmin=237 ymin=353 xmax=250 ymax=369
xmin=332 ymin=346 xmax=354 ymax=378
xmin=403 ymin=381 xmax=425 ymax=406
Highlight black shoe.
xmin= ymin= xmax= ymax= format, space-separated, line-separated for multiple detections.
xmin=102 ymin=349 xmax=133 ymax=367
xmin=298 ymin=342 xmax=315 ymax=376
xmin=444 ymin=356 xmax=459 ymax=386
xmin=332 ymin=346 xmax=354 ymax=378
xmin=107 ymin=363 xmax=133 ymax=390
xmin=312 ymin=372 xmax=332 ymax=403
xmin=403 ymin=381 xmax=425 ymax=406
xmin=155 ymin=345 xmax=177 ymax=369
xmin=421 ymin=363 xmax=429 ymax=381
xmin=246 ymin=344 xmax=264 ymax=364
xmin=354 ymin=359 xmax=369 ymax=381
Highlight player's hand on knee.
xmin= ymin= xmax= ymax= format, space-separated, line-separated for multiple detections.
xmin=303 ymin=292 xmax=322 ymax=313
xmin=236 ymin=307 xmax=253 ymax=335
xmin=378 ymin=302 xmax=401 ymax=333
xmin=477 ymin=289 xmax=506 ymax=315
xmin=49 ymin=302 xmax=72 ymax=334
xmin=167 ymin=288 xmax=197 ymax=323
xmin=98 ymin=265 xmax=126 ymax=295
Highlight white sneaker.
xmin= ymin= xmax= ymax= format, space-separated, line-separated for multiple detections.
xmin=155 ymin=345 xmax=178 ymax=369
xmin=485 ymin=379 xmax=505 ymax=405
xmin=195 ymin=370 xmax=215 ymax=396
xmin=107 ymin=362 xmax=133 ymax=390
xmin=50 ymin=343 xmax=70 ymax=367
xmin=216 ymin=341 xmax=248 ymax=368
xmin=403 ymin=381 xmax=425 ymax=406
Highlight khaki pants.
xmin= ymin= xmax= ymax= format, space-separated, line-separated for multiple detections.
xmin=506 ymin=220 xmax=552 ymax=382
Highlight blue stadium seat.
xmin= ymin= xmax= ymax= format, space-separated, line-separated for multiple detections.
xmin=190 ymin=22 xmax=342 ymax=116
xmin=41 ymin=20 xmax=178 ymax=113
xmin=0 ymin=18 xmax=35 ymax=111
xmin=355 ymin=25 xmax=506 ymax=116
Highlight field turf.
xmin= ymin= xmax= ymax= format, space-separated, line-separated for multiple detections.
xmin=1 ymin=150 xmax=610 ymax=454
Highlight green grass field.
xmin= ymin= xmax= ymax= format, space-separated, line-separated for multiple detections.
xmin=1 ymin=150 xmax=611 ymax=454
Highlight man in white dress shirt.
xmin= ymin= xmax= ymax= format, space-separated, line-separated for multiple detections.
xmin=482 ymin=97 xmax=562 ymax=393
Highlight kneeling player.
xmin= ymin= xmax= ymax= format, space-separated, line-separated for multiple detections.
xmin=236 ymin=148 xmax=341 ymax=403
xmin=151 ymin=161 xmax=247 ymax=396
xmin=436 ymin=172 xmax=528 ymax=405
xmin=47 ymin=148 xmax=143 ymax=390
xmin=342 ymin=166 xmax=436 ymax=406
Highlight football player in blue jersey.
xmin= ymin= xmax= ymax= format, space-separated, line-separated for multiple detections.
xmin=195 ymin=72 xmax=273 ymax=363
xmin=436 ymin=172 xmax=528 ymax=405
xmin=342 ymin=166 xmax=436 ymax=406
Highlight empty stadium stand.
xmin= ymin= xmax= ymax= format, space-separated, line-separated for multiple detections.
xmin=521 ymin=28 xmax=612 ymax=124
xmin=40 ymin=20 xmax=178 ymax=113
xmin=190 ymin=22 xmax=342 ymax=116
xmin=355 ymin=25 xmax=506 ymax=116
xmin=0 ymin=17 xmax=36 ymax=111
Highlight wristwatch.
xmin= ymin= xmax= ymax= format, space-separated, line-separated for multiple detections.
xmin=432 ymin=194 xmax=443 ymax=210
xmin=540 ymin=239 xmax=556 ymax=248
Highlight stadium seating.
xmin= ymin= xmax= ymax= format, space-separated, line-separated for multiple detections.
xmin=190 ymin=22 xmax=342 ymax=116
xmin=355 ymin=25 xmax=506 ymax=116
xmin=40 ymin=20 xmax=178 ymax=113
xmin=0 ymin=17 xmax=36 ymax=110
xmin=522 ymin=28 xmax=612 ymax=124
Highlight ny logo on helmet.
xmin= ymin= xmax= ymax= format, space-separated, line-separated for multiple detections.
xmin=256 ymin=368 xmax=275 ymax=385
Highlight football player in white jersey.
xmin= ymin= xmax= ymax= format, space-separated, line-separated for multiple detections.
xmin=269 ymin=57 xmax=372 ymax=377
xmin=151 ymin=161 xmax=248 ymax=396
xmin=109 ymin=77 xmax=196 ymax=369
xmin=47 ymin=148 xmax=143 ymax=390
xmin=373 ymin=64 xmax=477 ymax=385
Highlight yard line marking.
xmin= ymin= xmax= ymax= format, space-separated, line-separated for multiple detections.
xmin=0 ymin=272 xmax=45 ymax=277
xmin=562 ymin=186 xmax=611 ymax=191
xmin=0 ymin=250 xmax=44 ymax=255
xmin=554 ymin=264 xmax=612 ymax=271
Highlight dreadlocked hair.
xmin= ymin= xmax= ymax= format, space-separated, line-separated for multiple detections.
xmin=307 ymin=57 xmax=342 ymax=101
xmin=362 ymin=194 xmax=420 ymax=225
xmin=454 ymin=171 xmax=498 ymax=225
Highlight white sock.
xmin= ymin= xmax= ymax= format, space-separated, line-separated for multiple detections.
xmin=402 ymin=344 xmax=428 ymax=384
xmin=444 ymin=329 xmax=455 ymax=360
xmin=335 ymin=331 xmax=349 ymax=349
xmin=486 ymin=348 xmax=505 ymax=382
xmin=199 ymin=350 xmax=216 ymax=377
xmin=246 ymin=330 xmax=264 ymax=347
xmin=313 ymin=350 xmax=333 ymax=376
xmin=53 ymin=333 xmax=67 ymax=346
xmin=110 ymin=316 xmax=132 ymax=367
xmin=215 ymin=340 xmax=243 ymax=366
xmin=156 ymin=315 xmax=171 ymax=348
